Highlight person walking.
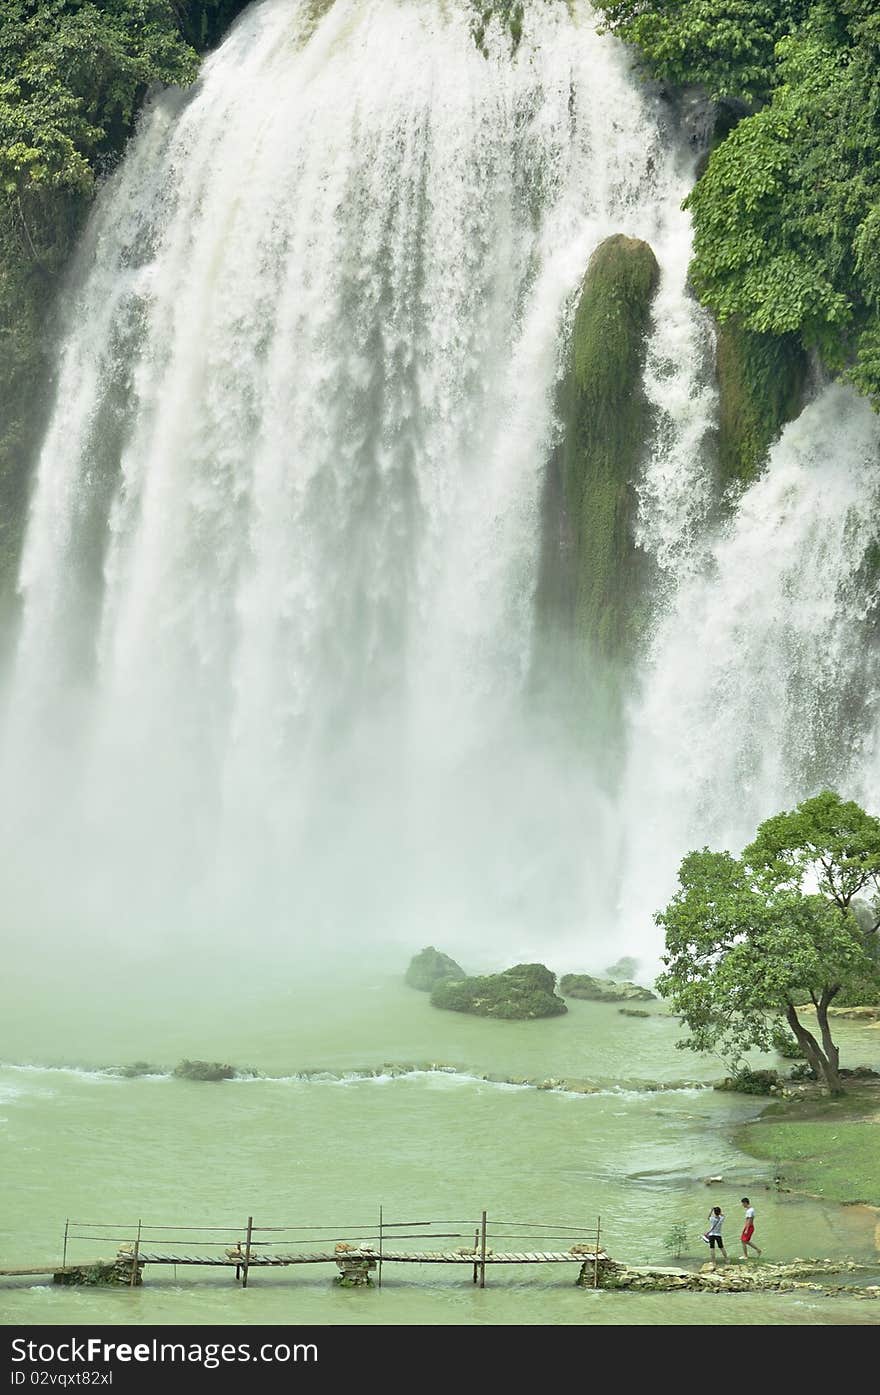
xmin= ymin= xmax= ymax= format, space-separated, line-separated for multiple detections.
xmin=704 ymin=1206 xmax=728 ymax=1265
xmin=739 ymin=1197 xmax=762 ymax=1259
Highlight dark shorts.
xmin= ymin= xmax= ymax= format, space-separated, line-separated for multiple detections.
xmin=708 ymin=1235 xmax=724 ymax=1249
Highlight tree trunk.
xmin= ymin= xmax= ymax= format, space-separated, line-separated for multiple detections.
xmin=815 ymin=990 xmax=843 ymax=1095
xmin=785 ymin=1005 xmax=845 ymax=1096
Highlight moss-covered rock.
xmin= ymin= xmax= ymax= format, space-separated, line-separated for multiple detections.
xmin=715 ymin=318 xmax=807 ymax=487
xmin=405 ymin=946 xmax=466 ymax=992
xmin=716 ymin=1068 xmax=780 ymax=1095
xmin=605 ymin=956 xmax=640 ymax=981
xmin=118 ymin=1061 xmax=160 ymax=1078
xmin=535 ymin=234 xmax=660 ymax=675
xmin=560 ymin=973 xmax=656 ymax=1003
xmin=430 ymin=963 xmax=567 ymax=1020
xmin=172 ymin=1059 xmax=235 ymax=1081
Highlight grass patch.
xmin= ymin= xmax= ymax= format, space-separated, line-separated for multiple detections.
xmin=735 ymin=1083 xmax=880 ymax=1205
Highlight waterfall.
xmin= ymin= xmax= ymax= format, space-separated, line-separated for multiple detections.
xmin=0 ymin=0 xmax=720 ymax=966
xmin=618 ymin=383 xmax=880 ymax=962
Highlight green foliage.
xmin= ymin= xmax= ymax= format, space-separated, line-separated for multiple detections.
xmin=770 ymin=1025 xmax=804 ymax=1058
xmin=717 ymin=1067 xmax=780 ymax=1094
xmin=594 ymin=0 xmax=880 ymax=408
xmin=656 ymin=791 xmax=880 ymax=1090
xmin=0 ymin=4 xmax=200 ymax=201
xmin=788 ymin=1061 xmax=817 ymax=1080
xmin=430 ymin=963 xmax=567 ymax=1019
xmin=593 ymin=0 xmax=810 ymax=104
xmin=662 ymin=1220 xmax=690 ymax=1259
xmin=715 ymin=319 xmax=806 ymax=485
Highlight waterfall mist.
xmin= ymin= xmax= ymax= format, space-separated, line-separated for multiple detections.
xmin=0 ymin=0 xmax=709 ymax=983
xmin=619 ymin=384 xmax=880 ymax=963
xmin=3 ymin=0 xmax=876 ymax=1002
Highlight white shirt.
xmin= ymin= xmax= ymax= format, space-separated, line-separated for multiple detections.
xmin=744 ymin=1207 xmax=755 ymax=1222
xmin=707 ymin=1213 xmax=724 ymax=1235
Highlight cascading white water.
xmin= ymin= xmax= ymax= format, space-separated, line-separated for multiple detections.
xmin=2 ymin=0 xmax=718 ymax=969
xmin=619 ymin=383 xmax=880 ymax=963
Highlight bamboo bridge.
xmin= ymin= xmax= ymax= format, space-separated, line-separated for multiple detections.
xmin=0 ymin=1211 xmax=608 ymax=1290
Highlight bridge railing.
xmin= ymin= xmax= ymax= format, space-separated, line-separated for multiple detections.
xmin=61 ymin=1210 xmax=606 ymax=1286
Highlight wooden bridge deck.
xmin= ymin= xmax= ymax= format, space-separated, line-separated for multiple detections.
xmin=1 ymin=1251 xmax=600 ymax=1276
xmin=138 ymin=1250 xmax=595 ymax=1266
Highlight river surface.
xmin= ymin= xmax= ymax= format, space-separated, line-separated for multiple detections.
xmin=3 ymin=973 xmax=878 ymax=1326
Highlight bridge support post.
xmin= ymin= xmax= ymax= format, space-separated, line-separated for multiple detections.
xmin=242 ymin=1216 xmax=253 ymax=1289
xmin=334 ymin=1246 xmax=377 ymax=1287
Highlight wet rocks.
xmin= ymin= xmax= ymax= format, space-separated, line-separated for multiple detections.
xmin=405 ymin=946 xmax=466 ymax=992
xmin=560 ymin=974 xmax=655 ymax=1003
xmin=430 ymin=963 xmax=567 ymax=1020
xmin=172 ymin=1059 xmax=236 ymax=1081
xmin=580 ymin=1256 xmax=880 ymax=1295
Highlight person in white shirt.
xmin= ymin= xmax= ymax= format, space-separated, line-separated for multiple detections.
xmin=739 ymin=1197 xmax=762 ymax=1259
xmin=704 ymin=1206 xmax=728 ymax=1265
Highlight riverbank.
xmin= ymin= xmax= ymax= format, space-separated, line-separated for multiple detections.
xmin=734 ymin=1080 xmax=880 ymax=1209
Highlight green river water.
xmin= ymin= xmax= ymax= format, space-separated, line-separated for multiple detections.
xmin=2 ymin=963 xmax=879 ymax=1327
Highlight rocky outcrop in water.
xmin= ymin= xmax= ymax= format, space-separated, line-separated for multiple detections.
xmin=535 ymin=233 xmax=660 ymax=673
xmin=560 ymin=974 xmax=656 ymax=1003
xmin=405 ymin=946 xmax=466 ymax=991
xmin=430 ymin=963 xmax=567 ymax=1019
xmin=172 ymin=1059 xmax=236 ymax=1081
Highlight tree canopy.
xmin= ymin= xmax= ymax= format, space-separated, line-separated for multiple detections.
xmin=0 ymin=2 xmax=251 ymax=201
xmin=594 ymin=0 xmax=880 ymax=406
xmin=656 ymin=792 xmax=880 ymax=1094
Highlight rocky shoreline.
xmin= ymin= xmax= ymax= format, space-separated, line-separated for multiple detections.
xmin=581 ymin=1257 xmax=880 ymax=1297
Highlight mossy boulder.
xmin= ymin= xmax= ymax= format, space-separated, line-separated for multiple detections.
xmin=716 ymin=1068 xmax=780 ymax=1095
xmin=560 ymin=974 xmax=656 ymax=1003
xmin=405 ymin=946 xmax=466 ymax=992
xmin=715 ymin=318 xmax=807 ymax=488
xmin=605 ymin=956 xmax=639 ymax=981
xmin=430 ymin=963 xmax=567 ymax=1020
xmin=535 ymin=233 xmax=660 ymax=674
xmin=118 ymin=1061 xmax=160 ymax=1078
xmin=173 ymin=1059 xmax=235 ymax=1081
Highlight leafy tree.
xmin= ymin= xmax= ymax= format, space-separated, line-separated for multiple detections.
xmin=593 ymin=0 xmax=880 ymax=408
xmin=656 ymin=791 xmax=880 ymax=1095
xmin=593 ymin=0 xmax=811 ymax=104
